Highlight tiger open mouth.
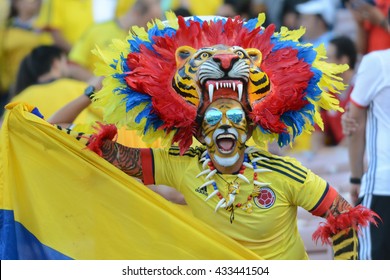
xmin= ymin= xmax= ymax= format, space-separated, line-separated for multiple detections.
xmin=216 ymin=133 xmax=237 ymax=154
xmin=205 ymin=79 xmax=244 ymax=103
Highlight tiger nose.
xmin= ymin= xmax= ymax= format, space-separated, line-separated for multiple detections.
xmin=212 ymin=53 xmax=239 ymax=71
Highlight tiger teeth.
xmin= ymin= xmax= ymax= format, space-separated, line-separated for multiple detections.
xmin=208 ymin=84 xmax=214 ymax=102
xmin=237 ymin=84 xmax=243 ymax=101
xmin=206 ymin=81 xmax=243 ymax=101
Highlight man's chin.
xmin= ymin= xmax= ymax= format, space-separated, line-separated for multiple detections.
xmin=213 ymin=153 xmax=239 ymax=167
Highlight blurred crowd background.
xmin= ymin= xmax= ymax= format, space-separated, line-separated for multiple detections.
xmin=0 ymin=0 xmax=389 ymax=259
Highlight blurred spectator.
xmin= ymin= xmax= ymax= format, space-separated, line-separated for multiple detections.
xmin=173 ymin=7 xmax=192 ymax=17
xmin=34 ymin=0 xmax=135 ymax=53
xmin=0 ymin=0 xmax=10 ymax=24
xmin=344 ymin=47 xmax=390 ymax=259
xmin=68 ymin=0 xmax=163 ymax=82
xmin=216 ymin=1 xmax=240 ymax=18
xmin=296 ymin=0 xmax=337 ymax=48
xmin=1 ymin=45 xmax=101 ymax=125
xmin=251 ymin=0 xmax=286 ymax=28
xmin=341 ymin=8 xmax=390 ymax=260
xmin=311 ymin=36 xmax=357 ymax=151
xmin=333 ymin=0 xmax=359 ymax=42
xmin=0 ymin=0 xmax=53 ymax=116
xmin=345 ymin=0 xmax=390 ymax=54
xmin=281 ymin=0 xmax=309 ymax=29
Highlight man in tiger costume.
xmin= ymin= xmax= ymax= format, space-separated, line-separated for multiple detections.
xmin=84 ymin=13 xmax=378 ymax=259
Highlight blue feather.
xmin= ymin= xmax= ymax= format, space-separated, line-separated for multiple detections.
xmin=123 ymin=92 xmax=151 ymax=111
xmin=278 ymin=133 xmax=291 ymax=147
xmin=133 ymin=103 xmax=162 ymax=133
xmin=243 ymin=18 xmax=258 ymax=31
xmin=148 ymin=25 xmax=176 ymax=42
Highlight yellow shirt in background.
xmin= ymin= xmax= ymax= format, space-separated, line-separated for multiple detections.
xmin=7 ymin=78 xmax=102 ymax=124
xmin=68 ymin=21 xmax=127 ymax=73
xmin=169 ymin=0 xmax=223 ymax=15
xmin=35 ymin=0 xmax=134 ymax=46
xmin=0 ymin=27 xmax=53 ymax=92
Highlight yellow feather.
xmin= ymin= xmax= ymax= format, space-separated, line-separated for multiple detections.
xmin=255 ymin=13 xmax=266 ymax=28
xmin=311 ymin=45 xmax=349 ymax=114
xmin=154 ymin=18 xmax=166 ymax=30
xmin=278 ymin=26 xmax=305 ymax=42
xmin=164 ymin=10 xmax=179 ymax=30
xmin=130 ymin=26 xmax=149 ymax=41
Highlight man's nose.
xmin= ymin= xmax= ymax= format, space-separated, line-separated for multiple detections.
xmin=219 ymin=124 xmax=231 ymax=131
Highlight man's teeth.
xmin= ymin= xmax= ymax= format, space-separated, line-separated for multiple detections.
xmin=208 ymin=81 xmax=243 ymax=102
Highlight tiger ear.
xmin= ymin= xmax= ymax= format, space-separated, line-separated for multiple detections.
xmin=175 ymin=46 xmax=196 ymax=68
xmin=246 ymin=48 xmax=262 ymax=65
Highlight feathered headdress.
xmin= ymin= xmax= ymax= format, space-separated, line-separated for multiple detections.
xmin=93 ymin=12 xmax=347 ymax=154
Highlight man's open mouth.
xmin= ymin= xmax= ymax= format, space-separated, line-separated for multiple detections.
xmin=216 ymin=133 xmax=237 ymax=154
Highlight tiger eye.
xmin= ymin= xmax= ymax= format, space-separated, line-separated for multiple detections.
xmin=201 ymin=53 xmax=210 ymax=59
xmin=235 ymin=50 xmax=245 ymax=58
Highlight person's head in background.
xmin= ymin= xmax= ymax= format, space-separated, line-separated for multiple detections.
xmin=173 ymin=7 xmax=192 ymax=18
xmin=12 ymin=45 xmax=68 ymax=97
xmin=121 ymin=0 xmax=162 ymax=29
xmin=327 ymin=35 xmax=357 ymax=90
xmin=216 ymin=1 xmax=239 ymax=18
xmin=296 ymin=0 xmax=336 ymax=44
xmin=281 ymin=0 xmax=309 ymax=30
xmin=9 ymin=0 xmax=41 ymax=23
xmin=217 ymin=0 xmax=252 ymax=19
xmin=327 ymin=36 xmax=357 ymax=71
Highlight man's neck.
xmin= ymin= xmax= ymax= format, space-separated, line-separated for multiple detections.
xmin=37 ymin=72 xmax=60 ymax=84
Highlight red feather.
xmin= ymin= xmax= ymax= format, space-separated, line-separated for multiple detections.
xmin=312 ymin=205 xmax=381 ymax=245
xmin=86 ymin=122 xmax=118 ymax=157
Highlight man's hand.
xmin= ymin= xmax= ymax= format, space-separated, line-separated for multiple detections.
xmin=341 ymin=108 xmax=359 ymax=136
xmin=350 ymin=183 xmax=360 ymax=206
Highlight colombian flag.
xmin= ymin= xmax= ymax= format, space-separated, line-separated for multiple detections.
xmin=0 ymin=103 xmax=261 ymax=260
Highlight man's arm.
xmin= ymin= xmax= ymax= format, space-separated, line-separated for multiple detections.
xmin=314 ymin=192 xmax=378 ymax=260
xmin=347 ymin=103 xmax=367 ymax=205
xmin=323 ymin=194 xmax=358 ymax=259
xmin=99 ymin=139 xmax=144 ymax=180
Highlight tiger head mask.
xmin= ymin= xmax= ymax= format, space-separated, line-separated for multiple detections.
xmin=94 ymin=13 xmax=347 ymax=154
xmin=173 ymin=44 xmax=270 ymax=115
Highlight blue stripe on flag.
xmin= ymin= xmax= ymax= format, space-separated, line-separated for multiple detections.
xmin=0 ymin=209 xmax=72 ymax=260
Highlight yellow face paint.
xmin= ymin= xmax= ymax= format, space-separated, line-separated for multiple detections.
xmin=201 ymin=98 xmax=249 ymax=167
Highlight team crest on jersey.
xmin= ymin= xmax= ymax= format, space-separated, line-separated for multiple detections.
xmin=254 ymin=187 xmax=276 ymax=209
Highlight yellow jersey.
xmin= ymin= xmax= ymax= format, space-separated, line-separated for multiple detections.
xmin=0 ymin=26 xmax=52 ymax=92
xmin=140 ymin=146 xmax=337 ymax=259
xmin=7 ymin=78 xmax=101 ymax=123
xmin=35 ymin=0 xmax=135 ymax=46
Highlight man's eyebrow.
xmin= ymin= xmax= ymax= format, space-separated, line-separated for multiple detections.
xmin=218 ymin=104 xmax=232 ymax=109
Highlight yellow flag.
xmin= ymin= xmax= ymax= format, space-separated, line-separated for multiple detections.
xmin=0 ymin=103 xmax=261 ymax=260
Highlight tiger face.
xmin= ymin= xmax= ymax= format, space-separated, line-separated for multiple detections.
xmin=173 ymin=44 xmax=271 ymax=109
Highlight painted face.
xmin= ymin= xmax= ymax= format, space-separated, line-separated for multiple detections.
xmin=201 ymin=98 xmax=249 ymax=167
